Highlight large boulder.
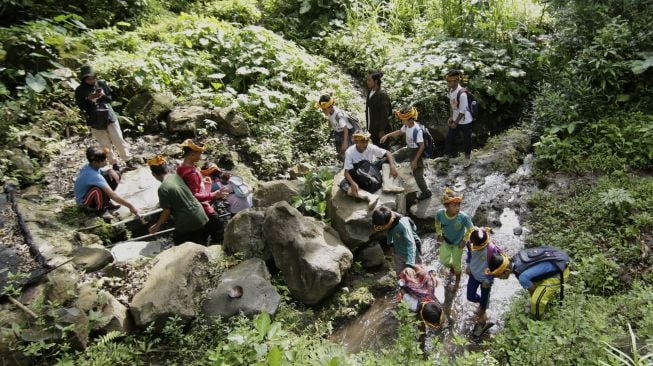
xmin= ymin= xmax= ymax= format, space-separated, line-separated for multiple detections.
xmin=98 ymin=291 xmax=134 ymax=333
xmin=129 ymin=243 xmax=211 ymax=329
xmin=253 ymin=180 xmax=300 ymax=208
xmin=223 ymin=208 xmax=270 ymax=261
xmin=264 ymin=202 xmax=352 ymax=305
xmin=124 ymin=91 xmax=175 ymax=131
xmin=72 ymin=245 xmax=113 ymax=272
xmin=166 ymin=105 xmax=210 ymax=133
xmin=203 ymin=258 xmax=280 ymax=320
xmin=209 ymin=108 xmax=250 ymax=137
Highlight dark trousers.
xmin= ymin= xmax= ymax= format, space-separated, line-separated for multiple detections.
xmin=203 ymin=211 xmax=225 ymax=244
xmin=467 ymin=275 xmax=491 ymax=310
xmin=338 ymin=159 xmax=385 ymax=193
xmin=333 ymin=130 xmax=353 ymax=161
xmin=81 ymin=170 xmax=119 ymax=212
xmin=445 ymin=123 xmax=472 ymax=158
xmin=173 ymin=227 xmax=206 ymax=245
xmin=393 ymin=147 xmax=428 ymax=194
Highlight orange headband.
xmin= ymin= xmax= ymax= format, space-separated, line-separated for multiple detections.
xmin=419 ymin=301 xmax=445 ymax=329
xmin=445 ymin=74 xmax=461 ymax=81
xmin=352 ymin=131 xmax=371 ymax=141
xmin=395 ymin=106 xmax=418 ymax=121
xmin=314 ymin=98 xmax=335 ymax=109
xmin=180 ymin=139 xmax=207 ymax=152
xmin=147 ymin=155 xmax=167 ymax=166
xmin=471 ymin=227 xmax=491 ymax=251
xmin=485 ymin=253 xmax=511 ymax=276
xmin=201 ymin=163 xmax=220 ymax=176
xmin=373 ymin=212 xmax=395 ymax=232
xmin=442 ymin=187 xmax=463 ymax=204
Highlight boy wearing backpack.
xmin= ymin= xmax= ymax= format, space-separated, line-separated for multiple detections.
xmin=380 ymin=105 xmax=432 ymax=201
xmin=444 ymin=70 xmax=474 ymax=168
xmin=315 ymin=94 xmax=359 ymax=161
xmin=465 ymin=227 xmax=503 ymax=326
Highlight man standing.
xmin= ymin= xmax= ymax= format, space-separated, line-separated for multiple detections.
xmin=147 ymin=155 xmax=209 ymax=245
xmin=365 ymin=70 xmax=392 ymax=149
xmin=74 ymin=146 xmax=139 ymax=220
xmin=444 ymin=70 xmax=473 ymax=168
xmin=74 ymin=65 xmax=135 ymax=171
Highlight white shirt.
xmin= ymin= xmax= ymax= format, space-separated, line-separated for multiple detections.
xmin=400 ymin=123 xmax=424 ymax=148
xmin=449 ymin=85 xmax=472 ymax=125
xmin=328 ymin=106 xmax=353 ymax=133
xmin=343 ymin=143 xmax=387 ymax=170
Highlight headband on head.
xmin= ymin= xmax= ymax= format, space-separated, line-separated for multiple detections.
xmin=352 ymin=131 xmax=371 ymax=141
xmin=201 ymin=163 xmax=220 ymax=177
xmin=147 ymin=155 xmax=167 ymax=167
xmin=314 ymin=98 xmax=335 ymax=109
xmin=471 ymin=227 xmax=491 ymax=250
xmin=395 ymin=106 xmax=418 ymax=121
xmin=373 ymin=212 xmax=395 ymax=232
xmin=445 ymin=74 xmax=461 ymax=81
xmin=442 ymin=187 xmax=463 ymax=204
xmin=420 ymin=301 xmax=445 ymax=329
xmin=485 ymin=253 xmax=511 ymax=276
xmin=180 ymin=139 xmax=207 ymax=152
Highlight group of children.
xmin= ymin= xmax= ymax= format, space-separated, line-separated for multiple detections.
xmin=372 ymin=187 xmax=503 ymax=333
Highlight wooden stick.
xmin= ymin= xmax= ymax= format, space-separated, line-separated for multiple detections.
xmin=8 ymin=297 xmax=38 ymax=319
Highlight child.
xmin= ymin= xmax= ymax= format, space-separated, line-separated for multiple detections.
xmin=315 ymin=94 xmax=357 ymax=160
xmin=434 ymin=187 xmax=474 ymax=288
xmin=396 ymin=264 xmax=445 ymax=348
xmin=465 ymin=227 xmax=502 ymax=325
xmin=372 ymin=205 xmax=421 ymax=277
xmin=380 ymin=105 xmax=432 ymax=200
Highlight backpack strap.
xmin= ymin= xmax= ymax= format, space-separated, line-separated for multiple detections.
xmin=456 ymin=88 xmax=467 ymax=109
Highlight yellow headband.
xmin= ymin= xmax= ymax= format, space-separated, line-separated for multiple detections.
xmin=471 ymin=227 xmax=491 ymax=251
xmin=352 ymin=131 xmax=371 ymax=141
xmin=201 ymin=163 xmax=220 ymax=176
xmin=180 ymin=139 xmax=207 ymax=152
xmin=147 ymin=155 xmax=167 ymax=167
xmin=420 ymin=301 xmax=445 ymax=329
xmin=395 ymin=107 xmax=418 ymax=121
xmin=373 ymin=212 xmax=395 ymax=232
xmin=485 ymin=253 xmax=511 ymax=276
xmin=314 ymin=98 xmax=335 ymax=109
xmin=442 ymin=187 xmax=463 ymax=204
xmin=445 ymin=74 xmax=461 ymax=81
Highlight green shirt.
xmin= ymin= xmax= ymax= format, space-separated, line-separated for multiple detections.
xmin=387 ymin=217 xmax=419 ymax=266
xmin=158 ymin=174 xmax=209 ymax=233
xmin=434 ymin=208 xmax=473 ymax=245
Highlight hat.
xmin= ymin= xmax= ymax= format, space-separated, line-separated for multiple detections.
xmin=79 ymin=65 xmax=96 ymax=81
xmin=180 ymin=139 xmax=207 ymax=152
xmin=352 ymin=130 xmax=371 ymax=141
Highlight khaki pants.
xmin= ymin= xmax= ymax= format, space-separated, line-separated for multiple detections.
xmin=91 ymin=121 xmax=131 ymax=164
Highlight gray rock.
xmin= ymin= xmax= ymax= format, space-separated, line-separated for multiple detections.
xmin=110 ymin=241 xmax=163 ymax=262
xmin=124 ymin=91 xmax=175 ymax=131
xmin=203 ymin=258 xmax=280 ymax=320
xmin=264 ymin=202 xmax=352 ymax=305
xmin=513 ymin=226 xmax=523 ymax=236
xmin=166 ymin=105 xmax=209 ymax=133
xmin=357 ymin=244 xmax=386 ymax=268
xmin=205 ymin=245 xmax=224 ymax=262
xmin=98 ymin=291 xmax=133 ymax=333
xmin=73 ymin=245 xmax=113 ymax=272
xmin=46 ymin=263 xmax=79 ymax=304
xmin=209 ymin=108 xmax=250 ymax=137
xmin=130 ymin=243 xmax=210 ymax=329
xmin=55 ymin=307 xmax=89 ymax=348
xmin=223 ymin=208 xmax=269 ymax=261
xmin=253 ymin=180 xmax=300 ymax=208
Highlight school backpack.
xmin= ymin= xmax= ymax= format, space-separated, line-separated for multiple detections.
xmin=512 ymin=246 xmax=570 ymax=303
xmin=411 ymin=124 xmax=435 ymax=158
xmin=352 ymin=160 xmax=382 ymax=193
xmin=228 ymin=176 xmax=252 ymax=198
xmin=335 ymin=110 xmax=362 ymax=132
xmin=456 ymin=88 xmax=478 ymax=120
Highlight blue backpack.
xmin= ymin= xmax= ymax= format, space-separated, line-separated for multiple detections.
xmin=412 ymin=124 xmax=435 ymax=158
xmin=456 ymin=88 xmax=478 ymax=120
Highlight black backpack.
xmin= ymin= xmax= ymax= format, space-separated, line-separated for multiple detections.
xmin=456 ymin=88 xmax=478 ymax=120
xmin=352 ymin=160 xmax=382 ymax=193
xmin=335 ymin=110 xmax=362 ymax=133
xmin=411 ymin=124 xmax=435 ymax=158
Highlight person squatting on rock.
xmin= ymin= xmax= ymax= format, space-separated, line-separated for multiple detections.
xmin=444 ymin=70 xmax=473 ymax=168
xmin=74 ymin=65 xmax=136 ymax=172
xmin=147 ymin=155 xmax=209 ymax=245
xmin=74 ymin=146 xmax=139 ymax=220
xmin=434 ymin=187 xmax=474 ymax=288
xmin=339 ymin=130 xmax=398 ymax=208
xmin=201 ymin=163 xmax=253 ymax=216
xmin=372 ymin=206 xmax=422 ymax=277
xmin=465 ymin=227 xmax=503 ymax=325
xmin=365 ymin=70 xmax=392 ymax=149
xmin=380 ymin=105 xmax=432 ymax=201
xmin=486 ymin=246 xmax=571 ymax=319
xmin=396 ymin=264 xmax=445 ymax=349
xmin=176 ymin=139 xmax=230 ymax=244
xmin=315 ymin=95 xmax=356 ymax=161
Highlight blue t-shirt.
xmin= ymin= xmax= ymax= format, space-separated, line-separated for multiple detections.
xmin=517 ymin=261 xmax=560 ymax=290
xmin=74 ymin=164 xmax=109 ymax=204
xmin=434 ymin=209 xmax=473 ymax=245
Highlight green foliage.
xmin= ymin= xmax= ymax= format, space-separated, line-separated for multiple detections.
xmin=599 ymin=188 xmax=635 ymax=222
xmin=198 ymin=0 xmax=262 ymax=25
xmin=534 ymin=113 xmax=653 ymax=173
xmin=600 ymin=323 xmax=653 ymax=366
xmin=292 ymin=168 xmax=334 ymax=221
